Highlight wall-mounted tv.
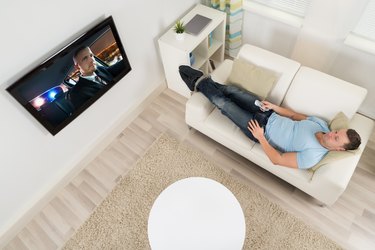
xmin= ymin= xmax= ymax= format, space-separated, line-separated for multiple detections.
xmin=6 ymin=16 xmax=131 ymax=135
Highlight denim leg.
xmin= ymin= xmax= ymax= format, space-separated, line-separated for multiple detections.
xmin=220 ymin=101 xmax=259 ymax=141
xmin=197 ymin=78 xmax=258 ymax=141
xmin=221 ymin=85 xmax=261 ymax=113
xmin=198 ymin=78 xmax=262 ymax=112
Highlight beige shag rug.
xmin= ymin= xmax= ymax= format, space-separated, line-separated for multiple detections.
xmin=63 ymin=133 xmax=341 ymax=250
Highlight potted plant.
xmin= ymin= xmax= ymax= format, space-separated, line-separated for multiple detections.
xmin=173 ymin=20 xmax=185 ymax=41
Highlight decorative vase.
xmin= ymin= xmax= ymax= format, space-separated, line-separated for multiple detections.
xmin=175 ymin=32 xmax=185 ymax=41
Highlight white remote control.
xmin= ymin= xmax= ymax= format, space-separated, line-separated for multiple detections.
xmin=254 ymin=100 xmax=269 ymax=111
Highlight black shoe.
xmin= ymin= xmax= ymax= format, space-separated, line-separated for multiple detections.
xmin=179 ymin=65 xmax=203 ymax=91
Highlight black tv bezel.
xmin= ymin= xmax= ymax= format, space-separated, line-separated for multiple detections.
xmin=6 ymin=16 xmax=131 ymax=136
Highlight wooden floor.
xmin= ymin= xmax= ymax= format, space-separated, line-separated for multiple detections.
xmin=4 ymin=89 xmax=375 ymax=250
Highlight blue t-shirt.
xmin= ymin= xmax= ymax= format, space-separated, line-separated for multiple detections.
xmin=265 ymin=113 xmax=329 ymax=169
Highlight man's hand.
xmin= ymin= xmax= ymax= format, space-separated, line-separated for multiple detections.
xmin=262 ymin=100 xmax=307 ymax=121
xmin=247 ymin=119 xmax=264 ymax=140
xmin=247 ymin=119 xmax=298 ymax=168
xmin=261 ymin=101 xmax=276 ymax=111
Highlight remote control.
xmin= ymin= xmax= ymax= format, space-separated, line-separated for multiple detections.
xmin=254 ymin=100 xmax=269 ymax=111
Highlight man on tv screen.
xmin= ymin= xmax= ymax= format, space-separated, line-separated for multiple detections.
xmin=68 ymin=45 xmax=120 ymax=109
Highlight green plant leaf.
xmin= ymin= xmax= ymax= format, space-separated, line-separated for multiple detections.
xmin=173 ymin=20 xmax=185 ymax=34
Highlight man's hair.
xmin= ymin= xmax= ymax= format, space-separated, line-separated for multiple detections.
xmin=344 ymin=129 xmax=361 ymax=150
xmin=73 ymin=45 xmax=90 ymax=63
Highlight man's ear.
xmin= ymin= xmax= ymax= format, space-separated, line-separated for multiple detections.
xmin=74 ymin=63 xmax=80 ymax=71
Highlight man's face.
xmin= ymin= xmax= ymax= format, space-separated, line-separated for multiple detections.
xmin=74 ymin=48 xmax=97 ymax=76
xmin=323 ymin=129 xmax=350 ymax=151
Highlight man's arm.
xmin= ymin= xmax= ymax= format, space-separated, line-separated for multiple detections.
xmin=262 ymin=101 xmax=307 ymax=121
xmin=248 ymin=120 xmax=298 ymax=168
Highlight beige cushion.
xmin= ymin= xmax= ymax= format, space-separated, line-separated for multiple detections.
xmin=227 ymin=58 xmax=277 ymax=100
xmin=310 ymin=112 xmax=357 ymax=173
xmin=329 ymin=111 xmax=349 ymax=130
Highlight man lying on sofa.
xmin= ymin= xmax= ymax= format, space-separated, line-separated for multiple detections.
xmin=179 ymin=65 xmax=361 ymax=169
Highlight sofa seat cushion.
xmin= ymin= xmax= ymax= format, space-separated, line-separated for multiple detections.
xmin=205 ymin=108 xmax=255 ymax=151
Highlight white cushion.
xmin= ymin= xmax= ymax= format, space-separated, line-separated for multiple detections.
xmin=205 ymin=108 xmax=255 ymax=151
xmin=282 ymin=67 xmax=367 ymax=121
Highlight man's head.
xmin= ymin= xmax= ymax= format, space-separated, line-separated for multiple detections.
xmin=322 ymin=129 xmax=361 ymax=151
xmin=73 ymin=46 xmax=97 ymax=76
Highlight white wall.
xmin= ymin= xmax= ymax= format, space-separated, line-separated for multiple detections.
xmin=0 ymin=0 xmax=199 ymax=244
xmin=243 ymin=0 xmax=375 ymax=119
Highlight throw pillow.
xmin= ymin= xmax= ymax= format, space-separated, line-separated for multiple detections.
xmin=309 ymin=112 xmax=358 ymax=173
xmin=329 ymin=111 xmax=349 ymax=130
xmin=227 ymin=58 xmax=278 ymax=100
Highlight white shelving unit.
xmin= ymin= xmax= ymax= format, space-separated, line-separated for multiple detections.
xmin=158 ymin=4 xmax=226 ymax=98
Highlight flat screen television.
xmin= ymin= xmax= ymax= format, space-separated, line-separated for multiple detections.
xmin=6 ymin=16 xmax=131 ymax=135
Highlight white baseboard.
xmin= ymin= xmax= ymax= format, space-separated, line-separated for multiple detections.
xmin=0 ymin=82 xmax=166 ymax=247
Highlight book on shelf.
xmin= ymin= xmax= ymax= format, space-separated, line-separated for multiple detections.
xmin=208 ymin=32 xmax=213 ymax=47
xmin=209 ymin=59 xmax=216 ymax=70
xmin=189 ymin=52 xmax=195 ymax=66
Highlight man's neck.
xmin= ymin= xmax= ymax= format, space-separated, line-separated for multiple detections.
xmin=81 ymin=72 xmax=96 ymax=77
xmin=315 ymin=132 xmax=328 ymax=149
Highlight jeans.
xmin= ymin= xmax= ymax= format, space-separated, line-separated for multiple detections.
xmin=197 ymin=77 xmax=273 ymax=142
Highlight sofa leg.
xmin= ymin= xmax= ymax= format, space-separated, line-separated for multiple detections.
xmin=311 ymin=197 xmax=327 ymax=207
xmin=315 ymin=200 xmax=327 ymax=207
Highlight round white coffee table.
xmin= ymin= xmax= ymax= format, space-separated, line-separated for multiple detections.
xmin=148 ymin=177 xmax=246 ymax=250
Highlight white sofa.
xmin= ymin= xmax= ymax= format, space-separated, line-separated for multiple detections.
xmin=185 ymin=44 xmax=374 ymax=205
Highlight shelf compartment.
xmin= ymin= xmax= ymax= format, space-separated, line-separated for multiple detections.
xmin=191 ymin=54 xmax=206 ymax=69
xmin=208 ymin=39 xmax=223 ymax=58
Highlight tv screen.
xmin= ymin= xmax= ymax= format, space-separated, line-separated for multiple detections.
xmin=6 ymin=16 xmax=131 ymax=135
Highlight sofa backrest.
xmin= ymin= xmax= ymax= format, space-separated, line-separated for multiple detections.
xmin=237 ymin=44 xmax=300 ymax=105
xmin=282 ymin=66 xmax=367 ymax=121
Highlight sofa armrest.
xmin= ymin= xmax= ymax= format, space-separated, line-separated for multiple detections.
xmin=185 ymin=92 xmax=215 ymax=124
xmin=309 ymin=113 xmax=374 ymax=205
xmin=309 ymin=154 xmax=361 ymax=205
xmin=210 ymin=59 xmax=233 ymax=83
xmin=185 ymin=60 xmax=231 ymax=125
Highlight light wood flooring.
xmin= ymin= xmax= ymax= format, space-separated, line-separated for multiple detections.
xmin=3 ymin=89 xmax=375 ymax=250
